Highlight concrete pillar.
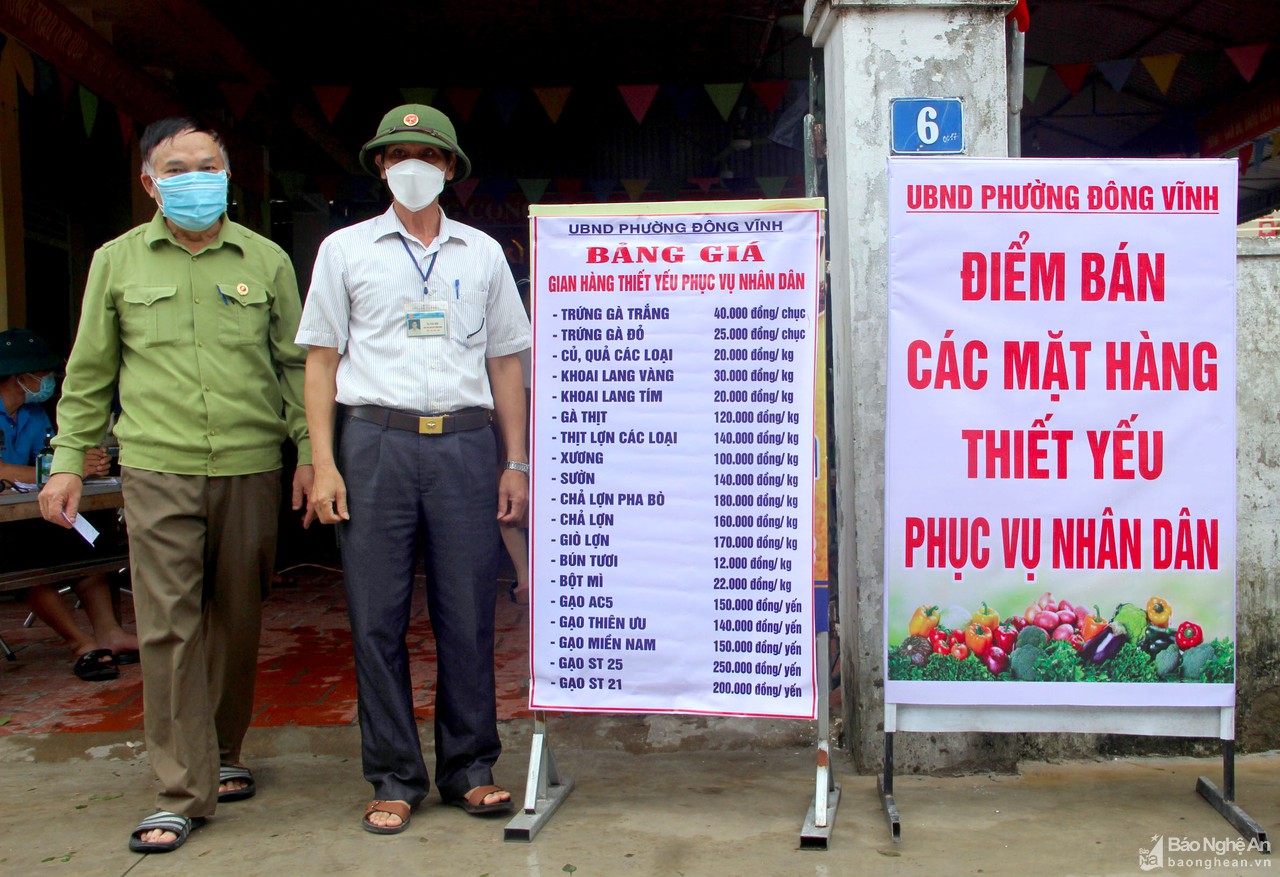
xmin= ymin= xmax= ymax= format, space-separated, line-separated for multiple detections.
xmin=803 ymin=0 xmax=1017 ymax=772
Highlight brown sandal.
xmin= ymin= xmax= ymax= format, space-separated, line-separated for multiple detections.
xmin=450 ymin=785 xmax=513 ymax=815
xmin=362 ymin=799 xmax=411 ymax=834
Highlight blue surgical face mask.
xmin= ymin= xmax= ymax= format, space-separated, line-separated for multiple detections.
xmin=150 ymin=170 xmax=229 ymax=231
xmin=19 ymin=373 xmax=55 ymax=405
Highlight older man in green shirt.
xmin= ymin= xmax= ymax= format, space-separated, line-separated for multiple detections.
xmin=39 ymin=116 xmax=312 ymax=854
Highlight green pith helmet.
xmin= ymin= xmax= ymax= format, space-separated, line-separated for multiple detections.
xmin=359 ymin=104 xmax=471 ymax=183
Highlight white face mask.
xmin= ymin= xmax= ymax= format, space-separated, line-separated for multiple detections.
xmin=384 ymin=159 xmax=446 ymax=212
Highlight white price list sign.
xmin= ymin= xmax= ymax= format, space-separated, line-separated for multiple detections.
xmin=528 ymin=199 xmax=823 ymax=719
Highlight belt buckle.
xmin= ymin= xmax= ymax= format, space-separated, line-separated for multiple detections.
xmin=418 ymin=416 xmax=444 ymax=435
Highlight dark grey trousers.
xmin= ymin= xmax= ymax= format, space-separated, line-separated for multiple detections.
xmin=337 ymin=416 xmax=501 ymax=806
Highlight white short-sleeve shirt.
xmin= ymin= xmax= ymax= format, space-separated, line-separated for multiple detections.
xmin=297 ymin=206 xmax=531 ymax=413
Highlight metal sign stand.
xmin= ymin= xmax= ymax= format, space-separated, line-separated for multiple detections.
xmin=504 ymin=711 xmax=574 ymax=843
xmin=800 ymin=622 xmax=841 ymax=848
xmin=879 ymin=704 xmax=1268 ymax=851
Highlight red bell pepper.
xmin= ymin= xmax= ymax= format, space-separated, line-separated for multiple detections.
xmin=1175 ymin=621 xmax=1203 ymax=650
xmin=992 ymin=623 xmax=1017 ymax=654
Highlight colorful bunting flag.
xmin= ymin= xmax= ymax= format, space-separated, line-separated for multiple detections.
xmin=400 ymin=87 xmax=438 ymax=107
xmin=757 ymin=176 xmax=789 ymax=199
xmin=555 ymin=178 xmax=583 ymax=200
xmin=1052 ymin=63 xmax=1091 ymax=97
xmin=1140 ymin=53 xmax=1181 ymax=95
xmin=621 ymin=179 xmax=650 ymax=200
xmin=749 ymin=80 xmax=790 ymax=114
xmin=1024 ymin=65 xmax=1048 ymax=103
xmin=0 ymin=41 xmax=34 ymax=95
xmin=222 ymin=83 xmax=258 ymax=120
xmin=1095 ymin=59 xmax=1136 ymax=93
xmin=493 ymin=88 xmax=521 ymax=125
xmin=454 ymin=177 xmax=478 ymax=208
xmin=1238 ymin=144 xmax=1252 ymax=174
xmin=79 ymin=86 xmax=98 ymax=138
xmin=1255 ymin=137 xmax=1268 ymax=170
xmin=1226 ymin=45 xmax=1268 ymax=83
xmin=117 ymin=109 xmax=134 ymax=148
xmin=689 ymin=177 xmax=719 ymax=193
xmin=312 ymin=85 xmax=351 ymax=123
xmin=588 ymin=178 xmax=617 ymax=202
xmin=518 ymin=178 xmax=550 ymax=204
xmin=704 ymin=83 xmax=744 ymax=122
xmin=534 ymin=87 xmax=572 ymax=123
xmin=445 ymin=87 xmax=482 ymax=124
xmin=618 ymin=85 xmax=659 ymax=124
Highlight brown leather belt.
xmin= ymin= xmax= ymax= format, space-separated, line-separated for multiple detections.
xmin=347 ymin=404 xmax=491 ymax=435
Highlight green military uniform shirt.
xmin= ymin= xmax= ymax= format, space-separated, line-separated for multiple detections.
xmin=51 ymin=212 xmax=310 ymax=477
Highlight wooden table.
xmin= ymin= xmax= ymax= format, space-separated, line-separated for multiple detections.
xmin=0 ymin=480 xmax=128 ymax=591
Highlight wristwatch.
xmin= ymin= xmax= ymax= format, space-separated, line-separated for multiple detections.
xmin=503 ymin=460 xmax=531 ymax=475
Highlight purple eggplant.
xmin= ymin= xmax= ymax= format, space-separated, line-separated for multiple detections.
xmin=1080 ymin=622 xmax=1129 ymax=664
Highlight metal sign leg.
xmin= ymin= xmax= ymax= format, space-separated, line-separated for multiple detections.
xmin=1196 ymin=738 xmax=1270 ymax=852
xmin=801 ymin=629 xmax=841 ymax=848
xmin=504 ymin=710 xmax=575 ymax=843
xmin=878 ymin=730 xmax=901 ymax=843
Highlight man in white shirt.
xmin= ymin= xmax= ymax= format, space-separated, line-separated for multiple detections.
xmin=297 ymin=104 xmax=530 ymax=834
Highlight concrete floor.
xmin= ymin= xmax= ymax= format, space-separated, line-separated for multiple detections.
xmin=0 ymin=718 xmax=1276 ymax=877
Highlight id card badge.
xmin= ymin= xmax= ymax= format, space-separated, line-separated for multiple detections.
xmin=405 ymin=300 xmax=447 ymax=337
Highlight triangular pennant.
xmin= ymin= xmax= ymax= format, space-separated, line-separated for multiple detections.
xmin=1024 ymin=65 xmax=1048 ymax=103
xmin=480 ymin=177 xmax=514 ymax=204
xmin=453 ymin=177 xmax=479 ymax=208
xmin=1183 ymin=51 xmax=1218 ymax=88
xmin=588 ymin=178 xmax=617 ymax=202
xmin=1255 ymin=137 xmax=1268 ymax=170
xmin=757 ymin=176 xmax=789 ymax=199
xmin=312 ymin=85 xmax=351 ymax=123
xmin=555 ymin=178 xmax=583 ymax=199
xmin=704 ymin=83 xmax=744 ymax=122
xmin=657 ymin=177 xmax=684 ymax=200
xmin=313 ymin=174 xmax=340 ymax=203
xmin=668 ymin=86 xmax=699 ymax=120
xmin=117 ymin=109 xmax=135 ymax=148
xmin=1140 ymin=53 xmax=1181 ymax=95
xmin=33 ymin=54 xmax=57 ymax=97
xmin=1226 ymin=44 xmax=1268 ymax=83
xmin=749 ymin=80 xmax=790 ymax=114
xmin=1238 ymin=144 xmax=1253 ymax=175
xmin=621 ymin=179 xmax=650 ymax=200
xmin=689 ymin=177 xmax=719 ymax=193
xmin=276 ymin=171 xmax=306 ymax=201
xmin=79 ymin=87 xmax=99 ymax=138
xmin=1052 ymin=63 xmax=1091 ymax=97
xmin=534 ymin=87 xmax=572 ymax=123
xmin=1272 ymin=132 xmax=1280 ymax=161
xmin=518 ymin=178 xmax=550 ymax=204
xmin=221 ymin=83 xmax=258 ymax=120
xmin=493 ymin=88 xmax=521 ymax=125
xmin=617 ymin=85 xmax=659 ymax=124
xmin=1095 ymin=59 xmax=1136 ymax=93
xmin=58 ymin=72 xmax=76 ymax=104
xmin=2 ymin=42 xmax=34 ymax=94
xmin=400 ymin=87 xmax=438 ymax=106
xmin=444 ymin=87 xmax=482 ymax=124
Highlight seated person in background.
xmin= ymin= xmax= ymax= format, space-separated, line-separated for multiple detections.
xmin=0 ymin=328 xmax=135 ymax=681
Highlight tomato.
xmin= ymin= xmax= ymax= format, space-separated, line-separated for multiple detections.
xmin=949 ymin=642 xmax=970 ymax=661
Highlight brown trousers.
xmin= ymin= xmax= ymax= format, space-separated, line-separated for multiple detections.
xmin=121 ymin=467 xmax=280 ymax=818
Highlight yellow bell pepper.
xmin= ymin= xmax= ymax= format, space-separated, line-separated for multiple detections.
xmin=1146 ymin=596 xmax=1172 ymax=628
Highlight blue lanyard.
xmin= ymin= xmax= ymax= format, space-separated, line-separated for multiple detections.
xmin=399 ymin=235 xmax=439 ymax=297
